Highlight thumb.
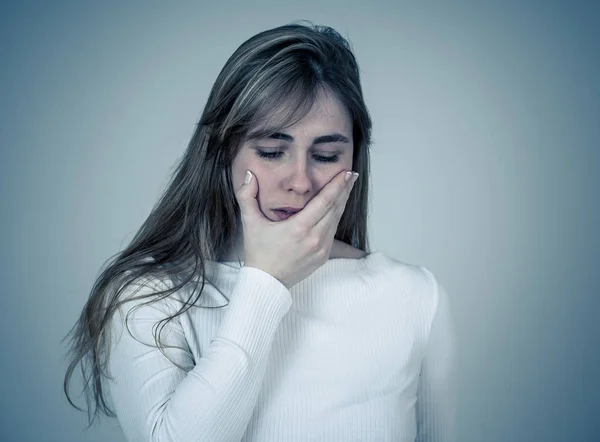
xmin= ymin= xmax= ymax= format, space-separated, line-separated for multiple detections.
xmin=236 ymin=170 xmax=263 ymax=221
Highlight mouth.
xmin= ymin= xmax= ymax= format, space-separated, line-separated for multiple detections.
xmin=272 ymin=207 xmax=302 ymax=220
xmin=273 ymin=207 xmax=302 ymax=214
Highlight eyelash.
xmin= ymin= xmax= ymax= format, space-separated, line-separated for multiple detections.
xmin=255 ymin=149 xmax=339 ymax=164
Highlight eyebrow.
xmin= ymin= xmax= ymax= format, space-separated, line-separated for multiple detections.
xmin=266 ymin=132 xmax=350 ymax=145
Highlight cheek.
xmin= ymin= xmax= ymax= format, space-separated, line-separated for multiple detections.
xmin=231 ymin=152 xmax=257 ymax=189
xmin=231 ymin=155 xmax=273 ymax=204
xmin=325 ymin=155 xmax=354 ymax=179
xmin=230 ymin=158 xmax=243 ymax=189
xmin=312 ymin=164 xmax=351 ymax=191
xmin=342 ymin=154 xmax=353 ymax=171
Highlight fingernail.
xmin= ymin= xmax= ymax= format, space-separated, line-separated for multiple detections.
xmin=244 ymin=171 xmax=253 ymax=185
xmin=345 ymin=171 xmax=353 ymax=182
xmin=351 ymin=172 xmax=359 ymax=183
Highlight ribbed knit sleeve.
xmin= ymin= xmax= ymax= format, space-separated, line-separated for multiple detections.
xmin=105 ymin=266 xmax=292 ymax=442
xmin=415 ymin=268 xmax=458 ymax=442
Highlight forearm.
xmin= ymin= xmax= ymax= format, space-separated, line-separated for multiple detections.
xmin=107 ymin=266 xmax=292 ymax=442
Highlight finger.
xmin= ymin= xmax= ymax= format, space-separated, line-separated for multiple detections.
xmin=295 ymin=169 xmax=356 ymax=228
xmin=235 ymin=170 xmax=264 ymax=222
xmin=314 ymin=170 xmax=357 ymax=233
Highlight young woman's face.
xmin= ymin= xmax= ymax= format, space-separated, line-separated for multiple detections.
xmin=231 ymin=88 xmax=354 ymax=222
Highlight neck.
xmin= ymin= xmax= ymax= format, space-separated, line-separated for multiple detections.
xmin=218 ymin=229 xmax=360 ymax=264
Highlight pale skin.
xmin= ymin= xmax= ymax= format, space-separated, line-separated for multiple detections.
xmin=222 ymin=87 xmax=366 ymax=283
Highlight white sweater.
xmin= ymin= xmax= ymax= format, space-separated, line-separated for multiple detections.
xmin=105 ymin=251 xmax=457 ymax=442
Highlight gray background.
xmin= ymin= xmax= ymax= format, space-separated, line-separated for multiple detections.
xmin=1 ymin=1 xmax=599 ymax=441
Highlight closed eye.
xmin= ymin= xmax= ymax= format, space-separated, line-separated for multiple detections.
xmin=255 ymin=149 xmax=339 ymax=164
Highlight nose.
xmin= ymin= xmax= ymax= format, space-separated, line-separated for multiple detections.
xmin=285 ymin=159 xmax=312 ymax=194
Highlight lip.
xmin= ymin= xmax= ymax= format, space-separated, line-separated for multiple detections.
xmin=274 ymin=206 xmax=303 ymax=213
xmin=273 ymin=209 xmax=294 ymax=220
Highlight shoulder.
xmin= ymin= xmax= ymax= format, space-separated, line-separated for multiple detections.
xmin=112 ymin=271 xmax=183 ymax=318
xmin=329 ymin=239 xmax=369 ymax=259
xmin=379 ymin=258 xmax=451 ymax=340
xmin=364 ymin=252 xmax=443 ymax=308
xmin=362 ymin=250 xmax=428 ymax=279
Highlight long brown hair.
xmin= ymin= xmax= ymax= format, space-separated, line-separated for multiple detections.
xmin=62 ymin=20 xmax=373 ymax=427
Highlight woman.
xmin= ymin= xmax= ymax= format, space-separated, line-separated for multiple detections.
xmin=63 ymin=21 xmax=456 ymax=442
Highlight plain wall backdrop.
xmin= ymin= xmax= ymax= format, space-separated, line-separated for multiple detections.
xmin=1 ymin=1 xmax=599 ymax=441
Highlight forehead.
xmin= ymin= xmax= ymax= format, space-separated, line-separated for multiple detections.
xmin=298 ymin=89 xmax=351 ymax=131
xmin=246 ymin=87 xmax=352 ymax=142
